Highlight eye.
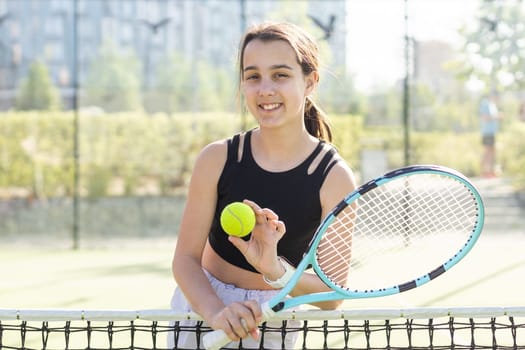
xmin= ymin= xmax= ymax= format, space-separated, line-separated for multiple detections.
xmin=274 ymin=72 xmax=289 ymax=79
xmin=244 ymin=73 xmax=259 ymax=81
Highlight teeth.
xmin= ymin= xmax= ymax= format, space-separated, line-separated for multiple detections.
xmin=261 ymin=103 xmax=280 ymax=110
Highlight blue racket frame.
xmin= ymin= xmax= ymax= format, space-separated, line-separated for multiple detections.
xmin=269 ymin=165 xmax=485 ymax=312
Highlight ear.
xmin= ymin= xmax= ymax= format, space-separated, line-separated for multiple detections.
xmin=304 ymin=71 xmax=319 ymax=96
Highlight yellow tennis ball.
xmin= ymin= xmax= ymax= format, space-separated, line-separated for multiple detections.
xmin=220 ymin=202 xmax=256 ymax=237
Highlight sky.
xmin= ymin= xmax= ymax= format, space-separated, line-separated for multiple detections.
xmin=346 ymin=0 xmax=480 ymax=91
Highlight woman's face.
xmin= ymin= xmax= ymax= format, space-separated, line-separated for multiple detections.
xmin=241 ymin=39 xmax=317 ymax=129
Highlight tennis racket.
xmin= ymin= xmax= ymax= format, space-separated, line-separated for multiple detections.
xmin=203 ymin=164 xmax=485 ymax=350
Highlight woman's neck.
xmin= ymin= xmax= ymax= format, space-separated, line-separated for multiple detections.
xmin=251 ymin=127 xmax=318 ymax=172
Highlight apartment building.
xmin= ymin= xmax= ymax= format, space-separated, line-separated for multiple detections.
xmin=0 ymin=0 xmax=347 ymax=110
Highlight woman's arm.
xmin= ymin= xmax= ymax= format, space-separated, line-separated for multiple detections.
xmin=172 ymin=141 xmax=226 ymax=320
xmin=172 ymin=141 xmax=262 ymax=341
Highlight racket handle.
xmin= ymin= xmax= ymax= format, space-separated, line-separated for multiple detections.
xmin=202 ymin=302 xmax=276 ymax=350
xmin=203 ymin=329 xmax=230 ymax=350
xmin=260 ymin=301 xmax=276 ymax=319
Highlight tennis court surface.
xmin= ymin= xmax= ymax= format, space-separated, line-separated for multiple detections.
xmin=1 ymin=177 xmax=524 ymax=349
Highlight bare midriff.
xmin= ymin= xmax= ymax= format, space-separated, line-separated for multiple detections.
xmin=201 ymin=241 xmax=275 ymax=290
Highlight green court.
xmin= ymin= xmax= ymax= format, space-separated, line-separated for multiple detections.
xmin=1 ymin=232 xmax=524 ymax=310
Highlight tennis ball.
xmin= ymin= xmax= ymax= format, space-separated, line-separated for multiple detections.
xmin=220 ymin=202 xmax=256 ymax=237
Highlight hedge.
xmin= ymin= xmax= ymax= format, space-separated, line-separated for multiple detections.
xmin=1 ymin=111 xmax=523 ymax=200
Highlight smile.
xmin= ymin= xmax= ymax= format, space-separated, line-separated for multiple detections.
xmin=259 ymin=103 xmax=281 ymax=111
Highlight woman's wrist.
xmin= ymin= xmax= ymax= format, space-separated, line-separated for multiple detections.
xmin=262 ymin=257 xmax=295 ymax=289
xmin=263 ymin=257 xmax=286 ymax=281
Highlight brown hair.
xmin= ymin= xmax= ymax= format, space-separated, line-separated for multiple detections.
xmin=238 ymin=22 xmax=332 ymax=142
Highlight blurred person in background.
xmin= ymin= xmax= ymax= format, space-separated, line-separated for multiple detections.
xmin=478 ymin=90 xmax=503 ymax=178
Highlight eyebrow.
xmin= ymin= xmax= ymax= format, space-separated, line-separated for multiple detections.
xmin=243 ymin=64 xmax=294 ymax=72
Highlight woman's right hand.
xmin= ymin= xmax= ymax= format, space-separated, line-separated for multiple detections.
xmin=227 ymin=200 xmax=287 ymax=279
xmin=209 ymin=300 xmax=262 ymax=341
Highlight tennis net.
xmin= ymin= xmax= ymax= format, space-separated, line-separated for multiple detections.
xmin=1 ymin=307 xmax=524 ymax=350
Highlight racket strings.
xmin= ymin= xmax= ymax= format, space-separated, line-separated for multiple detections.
xmin=316 ymin=207 xmax=356 ymax=286
xmin=316 ymin=173 xmax=481 ymax=291
xmin=370 ymin=184 xmax=472 ymax=237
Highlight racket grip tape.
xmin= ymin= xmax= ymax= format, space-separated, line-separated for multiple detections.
xmin=202 ymin=302 xmax=275 ymax=350
xmin=202 ymin=329 xmax=230 ymax=350
xmin=261 ymin=301 xmax=276 ymax=319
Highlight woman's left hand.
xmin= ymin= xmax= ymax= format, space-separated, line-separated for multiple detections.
xmin=227 ymin=199 xmax=286 ymax=277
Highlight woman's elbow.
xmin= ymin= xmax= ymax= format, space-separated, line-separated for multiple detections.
xmin=172 ymin=253 xmax=188 ymax=280
xmin=171 ymin=255 xmax=180 ymax=280
xmin=172 ymin=252 xmax=202 ymax=282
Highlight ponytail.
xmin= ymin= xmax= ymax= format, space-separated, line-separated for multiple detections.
xmin=304 ymin=97 xmax=332 ymax=143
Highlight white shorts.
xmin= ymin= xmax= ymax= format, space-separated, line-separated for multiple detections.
xmin=168 ymin=269 xmax=300 ymax=349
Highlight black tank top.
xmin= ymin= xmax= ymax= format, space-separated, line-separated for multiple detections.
xmin=208 ymin=130 xmax=340 ymax=272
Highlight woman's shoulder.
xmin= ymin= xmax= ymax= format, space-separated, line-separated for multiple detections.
xmin=201 ymin=138 xmax=228 ymax=155
xmin=191 ymin=138 xmax=230 ymax=175
xmin=325 ymin=157 xmax=355 ymax=186
xmin=194 ymin=131 xmax=247 ymax=167
xmin=200 ymin=130 xmax=252 ymax=162
xmin=319 ymin=152 xmax=357 ymax=213
xmin=311 ymin=141 xmax=350 ymax=175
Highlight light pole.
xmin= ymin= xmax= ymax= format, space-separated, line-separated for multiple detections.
xmin=402 ymin=0 xmax=411 ymax=166
xmin=240 ymin=0 xmax=247 ymax=131
xmin=0 ymin=11 xmax=11 ymax=103
xmin=72 ymin=0 xmax=80 ymax=249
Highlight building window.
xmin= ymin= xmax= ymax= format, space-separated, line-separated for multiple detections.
xmin=44 ymin=42 xmax=64 ymax=62
xmin=45 ymin=16 xmax=63 ymax=37
xmin=102 ymin=17 xmax=116 ymax=39
xmin=122 ymin=1 xmax=134 ymax=18
xmin=78 ymin=17 xmax=93 ymax=40
xmin=10 ymin=21 xmax=20 ymax=40
xmin=121 ymin=23 xmax=133 ymax=43
xmin=50 ymin=0 xmax=65 ymax=12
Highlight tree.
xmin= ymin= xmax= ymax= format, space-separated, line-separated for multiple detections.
xmin=15 ymin=61 xmax=61 ymax=111
xmin=319 ymin=67 xmax=364 ymax=115
xmin=82 ymin=41 xmax=142 ymax=112
xmin=145 ymin=52 xmax=191 ymax=114
xmin=457 ymin=0 xmax=525 ymax=91
xmin=149 ymin=52 xmax=235 ymax=114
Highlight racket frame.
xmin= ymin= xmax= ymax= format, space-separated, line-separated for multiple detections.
xmin=269 ymin=165 xmax=485 ymax=312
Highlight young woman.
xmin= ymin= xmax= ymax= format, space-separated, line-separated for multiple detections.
xmin=170 ymin=22 xmax=356 ymax=349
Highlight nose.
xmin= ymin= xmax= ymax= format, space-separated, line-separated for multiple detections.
xmin=258 ymin=78 xmax=276 ymax=96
